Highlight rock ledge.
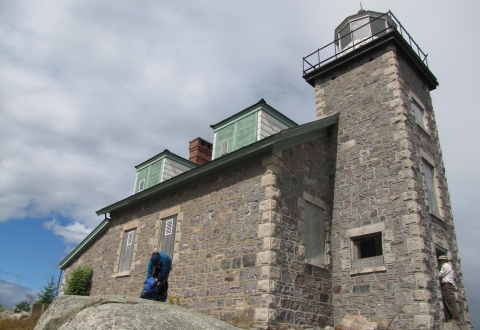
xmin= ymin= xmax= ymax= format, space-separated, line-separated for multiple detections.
xmin=34 ymin=295 xmax=240 ymax=330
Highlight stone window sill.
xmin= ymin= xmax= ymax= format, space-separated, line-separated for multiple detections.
xmin=416 ymin=122 xmax=431 ymax=136
xmin=113 ymin=272 xmax=130 ymax=278
xmin=430 ymin=211 xmax=445 ymax=222
xmin=305 ymin=259 xmax=329 ymax=270
xmin=350 ymin=265 xmax=386 ymax=276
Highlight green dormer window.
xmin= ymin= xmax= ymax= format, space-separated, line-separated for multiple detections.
xmin=210 ymin=99 xmax=297 ymax=159
xmin=133 ymin=150 xmax=197 ymax=194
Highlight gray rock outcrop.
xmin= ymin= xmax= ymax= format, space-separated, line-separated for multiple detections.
xmin=34 ymin=295 xmax=240 ymax=330
xmin=0 ymin=307 xmax=30 ymax=320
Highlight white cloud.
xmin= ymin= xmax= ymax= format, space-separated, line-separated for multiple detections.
xmin=43 ymin=219 xmax=92 ymax=244
xmin=0 ymin=279 xmax=37 ymax=309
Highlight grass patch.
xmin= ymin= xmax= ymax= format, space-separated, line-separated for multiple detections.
xmin=167 ymin=296 xmax=184 ymax=306
xmin=0 ymin=314 xmax=41 ymax=330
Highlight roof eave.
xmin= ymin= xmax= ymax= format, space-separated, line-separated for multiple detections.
xmin=135 ymin=149 xmax=197 ymax=170
xmin=210 ymin=99 xmax=298 ymax=130
xmin=58 ymin=218 xmax=111 ymax=270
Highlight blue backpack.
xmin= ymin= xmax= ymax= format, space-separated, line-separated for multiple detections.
xmin=140 ymin=277 xmax=158 ymax=300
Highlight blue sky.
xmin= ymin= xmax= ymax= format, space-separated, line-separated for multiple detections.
xmin=1 ymin=0 xmax=479 ymax=326
xmin=0 ymin=216 xmax=65 ymax=291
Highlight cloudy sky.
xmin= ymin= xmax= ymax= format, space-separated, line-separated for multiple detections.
xmin=0 ymin=0 xmax=478 ymax=324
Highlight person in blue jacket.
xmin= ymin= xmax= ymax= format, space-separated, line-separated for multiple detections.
xmin=147 ymin=251 xmax=172 ymax=301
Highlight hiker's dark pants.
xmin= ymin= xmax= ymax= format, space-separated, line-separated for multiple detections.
xmin=441 ymin=283 xmax=459 ymax=320
xmin=157 ymin=276 xmax=169 ymax=302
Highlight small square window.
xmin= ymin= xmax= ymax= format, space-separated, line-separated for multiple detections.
xmin=351 ymin=233 xmax=384 ymax=270
xmin=356 ymin=235 xmax=382 ymax=258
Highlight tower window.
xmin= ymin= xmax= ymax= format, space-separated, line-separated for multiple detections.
xmin=351 ymin=232 xmax=384 ymax=271
xmin=413 ymin=99 xmax=427 ymax=130
xmin=350 ymin=17 xmax=370 ymax=41
xmin=338 ymin=24 xmax=352 ymax=50
xmin=423 ymin=159 xmax=440 ymax=215
xmin=370 ymin=17 xmax=388 ymax=37
xmin=355 ymin=235 xmax=382 ymax=258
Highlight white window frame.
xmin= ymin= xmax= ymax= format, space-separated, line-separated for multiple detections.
xmin=138 ymin=179 xmax=145 ymax=192
xmin=165 ymin=218 xmax=173 ymax=236
xmin=126 ymin=231 xmax=134 ymax=245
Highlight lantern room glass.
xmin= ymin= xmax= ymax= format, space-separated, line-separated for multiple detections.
xmin=337 ymin=15 xmax=390 ymax=52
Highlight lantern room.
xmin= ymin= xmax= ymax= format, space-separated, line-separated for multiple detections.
xmin=335 ymin=10 xmax=397 ymax=53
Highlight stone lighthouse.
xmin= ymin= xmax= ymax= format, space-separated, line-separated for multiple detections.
xmin=303 ymin=10 xmax=471 ymax=329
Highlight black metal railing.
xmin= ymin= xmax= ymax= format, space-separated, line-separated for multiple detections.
xmin=303 ymin=11 xmax=429 ymax=76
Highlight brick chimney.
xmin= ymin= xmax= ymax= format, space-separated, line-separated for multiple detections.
xmin=189 ymin=138 xmax=213 ymax=165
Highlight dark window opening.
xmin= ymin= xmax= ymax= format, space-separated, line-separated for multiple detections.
xmin=351 ymin=232 xmax=384 ymax=271
xmin=358 ymin=236 xmax=382 ymax=258
xmin=435 ymin=245 xmax=448 ymax=271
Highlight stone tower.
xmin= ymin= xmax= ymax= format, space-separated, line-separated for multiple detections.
xmin=303 ymin=10 xmax=471 ymax=329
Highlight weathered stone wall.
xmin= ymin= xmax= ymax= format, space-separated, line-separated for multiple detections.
xmin=62 ymin=156 xmax=272 ymax=325
xmin=314 ymin=43 xmax=471 ymax=329
xmin=315 ymin=45 xmax=409 ymax=326
xmin=62 ymin=137 xmax=335 ymax=329
xmin=267 ymin=135 xmax=337 ymax=329
xmin=396 ymin=53 xmax=472 ymax=327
